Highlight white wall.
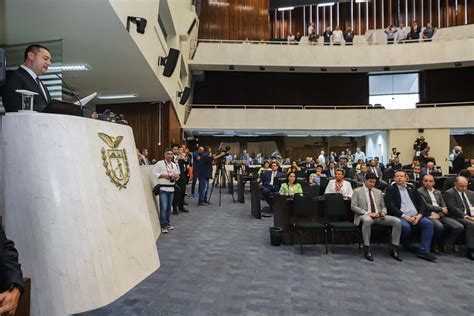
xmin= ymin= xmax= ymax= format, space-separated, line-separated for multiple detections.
xmin=365 ymin=131 xmax=388 ymax=164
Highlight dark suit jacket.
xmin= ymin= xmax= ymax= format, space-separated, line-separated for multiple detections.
xmin=421 ymin=167 xmax=442 ymax=177
xmin=197 ymin=153 xmax=213 ymax=179
xmin=418 ymin=186 xmax=446 ymax=216
xmin=384 ymin=183 xmax=426 ymax=218
xmin=0 ymin=225 xmax=24 ymax=292
xmin=452 ymin=152 xmax=466 ymax=174
xmin=443 ymin=188 xmax=474 ymax=219
xmin=261 ymin=171 xmax=285 ymax=188
xmin=326 ymin=168 xmax=336 ymax=178
xmin=0 ymin=67 xmax=51 ymax=112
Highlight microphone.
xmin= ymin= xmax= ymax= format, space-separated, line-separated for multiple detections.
xmin=53 ymin=73 xmax=82 ymax=108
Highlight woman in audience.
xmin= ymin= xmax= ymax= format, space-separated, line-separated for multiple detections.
xmin=279 ymin=172 xmax=303 ymax=196
xmin=355 ymin=159 xmax=365 ymax=173
xmin=325 ymin=168 xmax=353 ymax=197
xmin=288 ymin=161 xmax=302 ymax=174
xmin=257 ymin=160 xmax=271 ymax=179
xmin=309 ymin=164 xmax=327 ymax=186
xmin=332 ymin=25 xmax=343 ymax=45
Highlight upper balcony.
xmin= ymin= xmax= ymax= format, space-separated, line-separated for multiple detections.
xmin=190 ymin=25 xmax=474 ymax=73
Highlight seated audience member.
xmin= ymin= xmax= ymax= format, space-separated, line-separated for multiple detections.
xmin=279 ymin=172 xmax=303 ymax=197
xmin=288 ymin=161 xmax=302 ymax=174
xmin=351 ymin=173 xmax=402 ymax=261
xmin=287 ymin=32 xmax=295 ymax=42
xmin=384 ymin=24 xmax=397 ymax=44
xmin=452 ymin=146 xmax=466 ymax=174
xmin=408 ymin=20 xmax=421 ymax=42
xmin=469 ymin=158 xmax=474 ymax=168
xmin=443 ymin=169 xmax=472 ymax=191
xmin=308 ymin=30 xmax=319 ymax=44
xmin=422 ymin=22 xmax=436 ymax=41
xmin=403 ymin=157 xmax=421 ymax=170
xmin=337 ymin=156 xmax=351 ymax=174
xmin=0 ymin=225 xmax=24 ymax=314
xmin=387 ymin=156 xmax=403 ymax=171
xmin=255 ymin=153 xmax=264 ymax=165
xmin=384 ymin=170 xmax=436 ymax=262
xmin=344 ymin=27 xmax=354 ymax=45
xmin=261 ymin=161 xmax=285 ymax=206
xmin=323 ymin=27 xmax=332 ymax=45
xmin=354 ymin=164 xmax=369 ymax=187
xmin=295 ymin=32 xmax=302 ymax=42
xmin=301 ymin=157 xmax=315 ymax=169
xmin=396 ymin=23 xmax=407 ymax=43
xmin=257 ymin=160 xmax=271 ymax=178
xmin=368 ymin=159 xmax=383 ymax=180
xmin=410 ymin=165 xmax=423 ymax=187
xmin=309 ymin=164 xmax=327 ymax=186
xmin=239 ymin=159 xmax=253 ymax=176
xmin=325 ymin=168 xmax=353 ymax=198
xmin=389 ymin=147 xmax=400 ymax=162
xmin=354 ymin=159 xmax=365 ymax=174
xmin=332 ymin=25 xmax=343 ymax=45
xmin=373 ymin=157 xmax=385 ymax=172
xmin=443 ymin=176 xmax=474 ymax=260
xmin=326 ymin=161 xmax=337 ymax=178
xmin=422 ymin=161 xmax=441 ymax=176
xmin=419 ymin=174 xmax=464 ymax=254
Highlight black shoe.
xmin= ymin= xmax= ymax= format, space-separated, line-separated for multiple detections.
xmin=203 ymin=201 xmax=211 ymax=205
xmin=417 ymin=252 xmax=437 ymax=262
xmin=179 ymin=208 xmax=189 ymax=213
xmin=363 ymin=246 xmax=374 ymax=261
xmin=390 ymin=245 xmax=402 ymax=262
xmin=198 ymin=201 xmax=204 ymax=206
xmin=183 ymin=202 xmax=188 ymax=206
xmin=172 ymin=209 xmax=179 ymax=215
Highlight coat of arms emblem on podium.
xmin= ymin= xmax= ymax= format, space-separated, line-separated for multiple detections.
xmin=98 ymin=133 xmax=130 ymax=189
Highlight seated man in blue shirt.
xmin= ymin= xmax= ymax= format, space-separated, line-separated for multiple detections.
xmin=385 ymin=170 xmax=436 ymax=262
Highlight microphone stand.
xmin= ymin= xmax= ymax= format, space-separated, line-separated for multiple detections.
xmin=53 ymin=73 xmax=83 ymax=109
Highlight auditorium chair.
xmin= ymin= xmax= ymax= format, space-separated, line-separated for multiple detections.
xmin=292 ymin=194 xmax=328 ymax=255
xmin=302 ymin=185 xmax=320 ymax=199
xmin=324 ymin=193 xmax=361 ymax=254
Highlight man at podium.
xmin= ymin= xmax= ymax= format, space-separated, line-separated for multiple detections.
xmin=0 ymin=44 xmax=52 ymax=112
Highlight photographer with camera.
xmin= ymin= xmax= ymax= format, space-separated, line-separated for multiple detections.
xmin=154 ymin=148 xmax=180 ymax=234
xmin=197 ymin=147 xmax=226 ymax=206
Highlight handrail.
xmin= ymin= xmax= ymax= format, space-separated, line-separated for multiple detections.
xmin=188 ymin=102 xmax=474 ymax=110
xmin=193 ymin=32 xmax=474 ymax=46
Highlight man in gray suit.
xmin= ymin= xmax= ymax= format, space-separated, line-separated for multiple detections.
xmin=351 ymin=173 xmax=402 ymax=261
xmin=443 ymin=176 xmax=474 ymax=260
xmin=418 ymin=174 xmax=464 ymax=254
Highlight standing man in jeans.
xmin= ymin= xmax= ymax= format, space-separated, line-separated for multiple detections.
xmin=191 ymin=146 xmax=204 ymax=198
xmin=154 ymin=148 xmax=180 ymax=234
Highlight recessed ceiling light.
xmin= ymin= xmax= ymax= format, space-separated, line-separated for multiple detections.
xmin=97 ymin=93 xmax=138 ymax=100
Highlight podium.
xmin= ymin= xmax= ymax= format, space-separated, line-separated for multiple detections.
xmin=0 ymin=112 xmax=160 ymax=315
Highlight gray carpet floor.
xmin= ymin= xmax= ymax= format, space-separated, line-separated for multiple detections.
xmin=79 ymin=190 xmax=473 ymax=316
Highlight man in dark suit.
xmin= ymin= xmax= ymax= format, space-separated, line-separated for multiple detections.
xmin=0 ymin=44 xmax=52 ymax=112
xmin=452 ymin=146 xmax=466 ymax=174
xmin=261 ymin=161 xmax=285 ymax=207
xmin=384 ymin=170 xmax=436 ymax=261
xmin=443 ymin=176 xmax=474 ymax=260
xmin=354 ymin=164 xmax=369 ymax=187
xmin=326 ymin=161 xmax=337 ymax=178
xmin=442 ymin=169 xmax=472 ymax=192
xmin=419 ymin=175 xmax=464 ymax=253
xmin=0 ymin=225 xmax=24 ymax=314
xmin=300 ymin=157 xmax=315 ymax=170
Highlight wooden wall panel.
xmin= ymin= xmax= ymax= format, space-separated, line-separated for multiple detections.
xmin=199 ymin=0 xmax=270 ymax=40
xmin=96 ymin=102 xmax=183 ymax=162
xmin=262 ymin=0 xmax=473 ymax=39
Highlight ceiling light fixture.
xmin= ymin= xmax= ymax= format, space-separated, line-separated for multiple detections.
xmin=47 ymin=64 xmax=91 ymax=72
xmin=97 ymin=93 xmax=138 ymax=100
xmin=278 ymin=7 xmax=294 ymax=11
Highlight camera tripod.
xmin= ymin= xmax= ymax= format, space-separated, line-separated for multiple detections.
xmin=207 ymin=160 xmax=235 ymax=206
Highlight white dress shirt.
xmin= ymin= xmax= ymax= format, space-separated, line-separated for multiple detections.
xmin=318 ymin=154 xmax=326 ymax=165
xmin=332 ymin=30 xmax=343 ymax=44
xmin=427 ymin=188 xmax=439 ymax=207
xmin=270 ymin=171 xmax=277 ymax=186
xmin=154 ymin=160 xmax=180 ymax=192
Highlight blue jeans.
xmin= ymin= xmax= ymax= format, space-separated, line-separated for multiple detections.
xmin=159 ymin=190 xmax=174 ymax=228
xmin=400 ymin=216 xmax=434 ymax=253
xmin=198 ymin=177 xmax=209 ymax=203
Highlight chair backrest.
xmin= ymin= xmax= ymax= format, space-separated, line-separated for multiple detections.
xmin=296 ymin=170 xmax=306 ymax=178
xmin=324 ymin=193 xmax=346 ymax=222
xmin=303 ymin=185 xmax=320 ymax=198
xmin=319 ymin=177 xmax=329 ymax=194
xmin=293 ymin=194 xmax=313 ymax=218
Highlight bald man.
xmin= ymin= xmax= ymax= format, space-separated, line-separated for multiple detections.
xmin=443 ymin=176 xmax=474 ymax=260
